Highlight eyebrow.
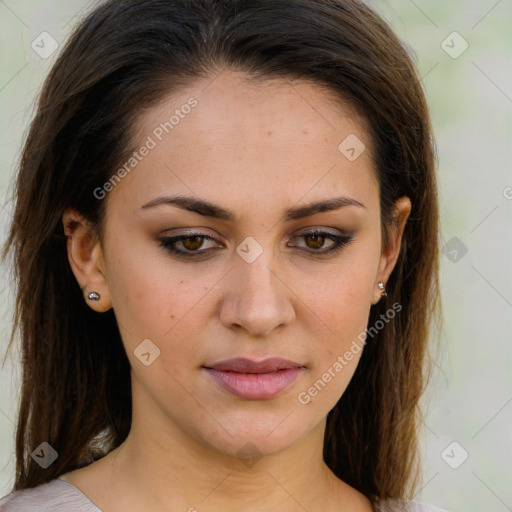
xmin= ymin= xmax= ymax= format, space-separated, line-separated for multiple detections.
xmin=140 ymin=194 xmax=365 ymax=222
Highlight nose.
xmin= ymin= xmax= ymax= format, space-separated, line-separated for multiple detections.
xmin=219 ymin=246 xmax=295 ymax=337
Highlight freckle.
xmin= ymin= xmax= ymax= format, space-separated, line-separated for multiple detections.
xmin=303 ymin=130 xmax=308 ymax=135
xmin=170 ymin=315 xmax=175 ymax=319
xmin=267 ymin=130 xmax=272 ymax=136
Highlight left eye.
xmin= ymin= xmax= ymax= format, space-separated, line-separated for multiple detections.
xmin=159 ymin=229 xmax=354 ymax=258
xmin=289 ymin=229 xmax=354 ymax=254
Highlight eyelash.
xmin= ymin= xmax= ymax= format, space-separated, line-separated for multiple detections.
xmin=158 ymin=229 xmax=354 ymax=259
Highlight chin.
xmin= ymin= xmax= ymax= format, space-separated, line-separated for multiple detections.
xmin=191 ymin=412 xmax=318 ymax=463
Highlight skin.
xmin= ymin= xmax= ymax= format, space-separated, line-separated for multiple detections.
xmin=61 ymin=69 xmax=410 ymax=512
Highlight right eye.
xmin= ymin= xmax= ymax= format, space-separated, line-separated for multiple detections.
xmin=159 ymin=232 xmax=221 ymax=258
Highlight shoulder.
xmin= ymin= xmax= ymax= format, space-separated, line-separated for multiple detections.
xmin=377 ymin=498 xmax=451 ymax=512
xmin=0 ymin=478 xmax=101 ymax=512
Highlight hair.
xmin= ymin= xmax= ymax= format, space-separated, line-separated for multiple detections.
xmin=2 ymin=0 xmax=441 ymax=505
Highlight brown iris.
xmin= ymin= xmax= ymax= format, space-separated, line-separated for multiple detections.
xmin=181 ymin=235 xmax=205 ymax=251
xmin=304 ymin=232 xmax=326 ymax=250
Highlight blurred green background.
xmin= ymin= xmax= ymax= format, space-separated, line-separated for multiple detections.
xmin=1 ymin=1 xmax=511 ymax=511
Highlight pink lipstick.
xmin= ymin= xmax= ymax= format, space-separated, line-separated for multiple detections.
xmin=203 ymin=357 xmax=305 ymax=399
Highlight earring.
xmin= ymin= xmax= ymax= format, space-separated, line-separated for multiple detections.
xmin=87 ymin=291 xmax=101 ymax=301
xmin=378 ymin=281 xmax=387 ymax=298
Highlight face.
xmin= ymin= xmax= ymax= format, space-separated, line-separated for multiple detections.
xmin=65 ymin=70 xmax=410 ymax=460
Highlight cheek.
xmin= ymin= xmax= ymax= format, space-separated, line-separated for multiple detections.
xmin=105 ymin=241 xmax=221 ymax=370
xmin=306 ymin=283 xmax=370 ymax=374
xmin=291 ymin=253 xmax=376 ymax=403
xmin=299 ymin=253 xmax=376 ymax=340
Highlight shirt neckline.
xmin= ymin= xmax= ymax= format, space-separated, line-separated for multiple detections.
xmin=56 ymin=478 xmax=102 ymax=510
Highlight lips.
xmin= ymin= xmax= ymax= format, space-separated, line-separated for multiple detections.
xmin=204 ymin=357 xmax=304 ymax=373
xmin=202 ymin=357 xmax=305 ymax=400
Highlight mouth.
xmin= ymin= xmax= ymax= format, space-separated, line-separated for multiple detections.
xmin=202 ymin=357 xmax=306 ymax=400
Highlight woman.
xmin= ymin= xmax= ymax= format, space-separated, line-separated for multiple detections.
xmin=0 ymin=0 xmax=446 ymax=510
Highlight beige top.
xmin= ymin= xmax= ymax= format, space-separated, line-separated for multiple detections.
xmin=0 ymin=478 xmax=450 ymax=511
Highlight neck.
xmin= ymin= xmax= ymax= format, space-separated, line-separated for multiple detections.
xmin=113 ymin=419 xmax=341 ymax=511
xmin=88 ymin=379 xmax=372 ymax=512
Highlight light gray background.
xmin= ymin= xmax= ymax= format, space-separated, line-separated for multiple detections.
xmin=1 ymin=1 xmax=511 ymax=511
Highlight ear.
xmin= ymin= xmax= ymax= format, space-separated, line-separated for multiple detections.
xmin=62 ymin=208 xmax=112 ymax=312
xmin=372 ymin=196 xmax=411 ymax=304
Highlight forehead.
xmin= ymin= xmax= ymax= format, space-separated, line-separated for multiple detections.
xmin=109 ymin=70 xmax=379 ymax=217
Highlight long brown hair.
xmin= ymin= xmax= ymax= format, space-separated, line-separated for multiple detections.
xmin=2 ymin=0 xmax=441 ymax=502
